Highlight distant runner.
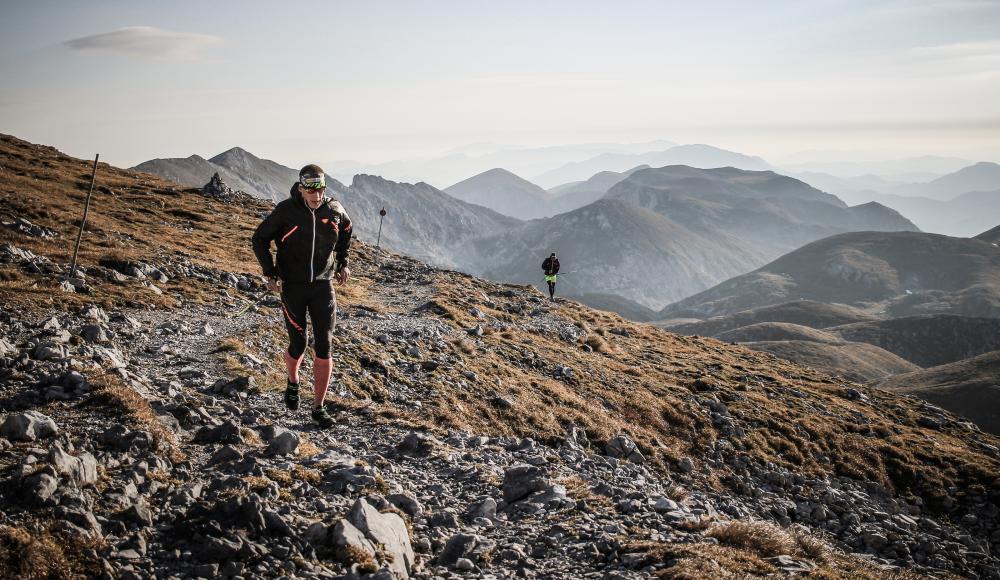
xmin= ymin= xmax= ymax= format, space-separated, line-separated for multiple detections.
xmin=252 ymin=164 xmax=353 ymax=428
xmin=542 ymin=252 xmax=560 ymax=301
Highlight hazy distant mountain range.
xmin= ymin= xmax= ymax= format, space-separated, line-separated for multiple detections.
xmin=787 ymin=162 xmax=1000 ymax=237
xmin=684 ymin=312 xmax=1000 ymax=370
xmin=659 ymin=230 xmax=1000 ymax=320
xmin=891 ymin=162 xmax=1000 ymax=200
xmin=136 ymin=145 xmax=920 ymax=310
xmin=443 ymin=165 xmax=650 ymax=219
xmin=603 ymin=166 xmax=916 ymax=256
xmin=324 ymin=140 xmax=677 ymax=188
xmin=469 ymin=166 xmax=917 ymax=308
xmin=778 ymin=154 xmax=974 ymax=181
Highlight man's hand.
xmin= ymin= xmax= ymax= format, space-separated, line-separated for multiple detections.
xmin=266 ymin=276 xmax=280 ymax=293
xmin=336 ymin=267 xmax=351 ymax=285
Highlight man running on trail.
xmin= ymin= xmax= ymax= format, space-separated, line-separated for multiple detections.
xmin=542 ymin=252 xmax=560 ymax=301
xmin=252 ymin=164 xmax=353 ymax=428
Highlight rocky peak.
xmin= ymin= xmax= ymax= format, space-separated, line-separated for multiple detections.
xmin=209 ymin=146 xmax=255 ymax=163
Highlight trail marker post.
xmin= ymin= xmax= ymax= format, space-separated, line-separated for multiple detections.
xmin=375 ymin=206 xmax=386 ymax=266
xmin=68 ymin=154 xmax=99 ymax=281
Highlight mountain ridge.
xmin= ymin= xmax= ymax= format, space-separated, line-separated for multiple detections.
xmin=659 ymin=230 xmax=1000 ymax=320
xmin=531 ymin=143 xmax=773 ymax=188
xmin=444 ymin=168 xmax=551 ymax=220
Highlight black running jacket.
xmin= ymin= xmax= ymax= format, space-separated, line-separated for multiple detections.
xmin=252 ymin=185 xmax=353 ymax=283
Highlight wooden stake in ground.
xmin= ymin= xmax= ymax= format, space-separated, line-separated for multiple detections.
xmin=68 ymin=153 xmax=99 ymax=281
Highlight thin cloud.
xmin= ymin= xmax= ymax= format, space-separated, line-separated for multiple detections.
xmin=906 ymin=40 xmax=1000 ymax=62
xmin=473 ymin=75 xmax=617 ymax=87
xmin=63 ymin=26 xmax=222 ymax=60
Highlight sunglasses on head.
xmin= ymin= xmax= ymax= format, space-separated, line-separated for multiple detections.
xmin=300 ymin=175 xmax=326 ymax=190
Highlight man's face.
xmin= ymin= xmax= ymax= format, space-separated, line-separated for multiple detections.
xmin=299 ymin=184 xmax=326 ymax=206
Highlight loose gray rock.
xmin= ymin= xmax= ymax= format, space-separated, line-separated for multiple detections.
xmin=653 ymin=496 xmax=680 ymax=512
xmin=605 ymin=434 xmax=646 ymax=464
xmin=502 ymin=465 xmax=550 ymax=503
xmin=397 ymin=430 xmax=440 ymax=455
xmin=349 ymin=498 xmax=414 ymax=579
xmin=438 ymin=533 xmax=481 ymax=567
xmin=48 ymin=444 xmax=99 ymax=486
xmin=1 ymin=411 xmax=58 ymax=441
xmin=33 ymin=342 xmax=67 ymax=361
xmin=24 ymin=468 xmax=59 ymax=505
xmin=4 ymin=217 xmax=57 ymax=238
xmin=194 ymin=420 xmax=243 ymax=445
xmin=467 ymin=497 xmax=498 ymax=520
xmin=454 ymin=557 xmax=475 ymax=572
xmin=118 ymin=503 xmax=154 ymax=527
xmin=332 ymin=518 xmax=377 ymax=558
xmin=208 ymin=445 xmax=243 ymax=466
xmin=39 ymin=315 xmax=61 ymax=330
xmin=0 ymin=337 xmax=16 ymax=357
xmin=387 ymin=492 xmax=424 ymax=518
xmin=267 ymin=429 xmax=300 ymax=456
xmin=79 ymin=304 xmax=109 ymax=323
xmin=80 ymin=323 xmax=109 ymax=343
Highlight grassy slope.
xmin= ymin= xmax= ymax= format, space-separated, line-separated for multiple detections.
xmin=0 ymin=134 xmax=272 ymax=313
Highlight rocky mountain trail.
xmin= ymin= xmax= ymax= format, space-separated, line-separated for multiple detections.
xmin=2 ymin=249 xmax=998 ymax=578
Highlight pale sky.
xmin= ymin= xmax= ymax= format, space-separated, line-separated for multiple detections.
xmin=1 ymin=0 xmax=999 ymax=169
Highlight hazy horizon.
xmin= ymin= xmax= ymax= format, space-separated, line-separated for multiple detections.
xmin=2 ymin=0 xmax=999 ymax=171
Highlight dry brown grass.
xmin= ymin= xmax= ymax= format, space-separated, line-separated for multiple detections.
xmin=265 ymin=465 xmax=321 ymax=487
xmin=0 ymin=524 xmax=104 ymax=579
xmin=240 ymin=428 xmax=263 ymax=446
xmin=214 ymin=327 xmax=287 ymax=393
xmin=628 ymin=520 xmax=932 ymax=579
xmin=145 ymin=469 xmax=182 ymax=486
xmin=664 ymin=485 xmax=691 ymax=503
xmin=243 ymin=475 xmax=272 ymax=493
xmin=335 ymin=276 xmax=379 ymax=311
xmin=296 ymin=438 xmax=322 ymax=458
xmin=339 ymin=544 xmax=378 ymax=573
xmin=214 ymin=337 xmax=245 ymax=353
xmin=635 ymin=534 xmax=926 ymax=580
xmin=558 ymin=475 xmax=613 ymax=509
xmin=86 ymin=371 xmax=185 ymax=462
xmin=583 ymin=333 xmax=615 ymax=354
xmin=451 ymin=337 xmax=477 ymax=355
xmin=705 ymin=520 xmax=797 ymax=558
xmin=791 ymin=527 xmax=832 ymax=563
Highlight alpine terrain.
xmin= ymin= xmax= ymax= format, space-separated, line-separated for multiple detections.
xmin=3 ymin=134 xmax=999 ymax=579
